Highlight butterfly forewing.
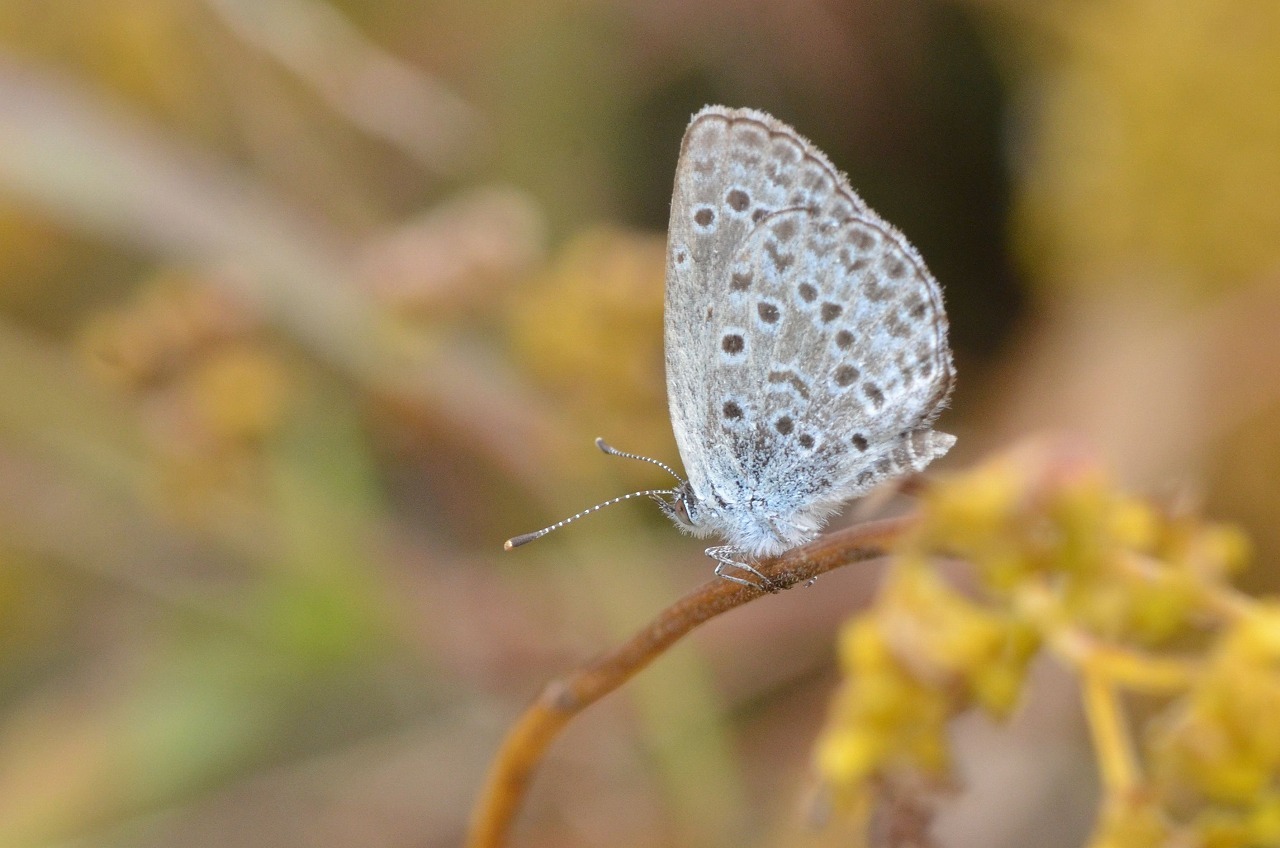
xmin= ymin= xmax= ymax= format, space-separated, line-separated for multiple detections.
xmin=666 ymin=107 xmax=871 ymax=502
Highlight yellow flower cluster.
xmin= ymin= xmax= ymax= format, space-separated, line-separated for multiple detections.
xmin=1152 ymin=607 xmax=1280 ymax=845
xmin=815 ymin=442 xmax=1271 ymax=847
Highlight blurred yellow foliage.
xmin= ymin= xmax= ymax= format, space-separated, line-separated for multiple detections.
xmin=815 ymin=440 xmax=1273 ymax=847
xmin=79 ymin=273 xmax=255 ymax=389
xmin=1012 ymin=0 xmax=1280 ymax=295
xmin=818 ymin=616 xmax=952 ymax=789
xmin=184 ymin=345 xmax=290 ymax=445
xmin=1155 ymin=607 xmax=1280 ymax=811
xmin=1087 ymin=794 xmax=1172 ymax=848
xmin=76 ymin=272 xmax=291 ymax=518
xmin=0 ymin=203 xmax=68 ymax=312
xmin=0 ymin=1 xmax=219 ymax=134
xmin=506 ymin=228 xmax=670 ymax=453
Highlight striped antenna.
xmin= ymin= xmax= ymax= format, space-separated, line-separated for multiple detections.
xmin=504 ymin=488 xmax=676 ymax=550
xmin=594 ymin=438 xmax=685 ymax=483
xmin=504 ymin=438 xmax=685 ymax=551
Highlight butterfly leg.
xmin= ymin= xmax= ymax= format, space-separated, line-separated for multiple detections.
xmin=705 ymin=546 xmax=776 ymax=592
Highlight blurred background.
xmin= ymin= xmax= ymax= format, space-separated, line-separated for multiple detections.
xmin=0 ymin=1 xmax=1277 ymax=846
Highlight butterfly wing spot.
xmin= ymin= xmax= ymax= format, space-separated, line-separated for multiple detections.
xmin=721 ymin=333 xmax=746 ymax=356
xmin=905 ymin=295 xmax=927 ymax=320
xmin=851 ymin=433 xmax=869 ymax=451
xmin=835 ymin=329 xmax=854 ymax=350
xmin=848 ymin=227 xmax=876 ymax=250
xmin=838 ymin=245 xmax=870 ymax=273
xmin=797 ymin=433 xmax=815 ymax=449
xmin=821 ymin=302 xmax=843 ymax=322
xmin=765 ymin=241 xmax=793 ymax=272
xmin=865 ymin=277 xmax=894 ymax=301
xmin=694 ymin=207 xmax=716 ymax=229
xmin=863 ymin=382 xmax=886 ymax=409
xmin=771 ymin=136 xmax=803 ymax=169
xmin=772 ymin=216 xmax=798 ymax=242
xmin=800 ymin=166 xmax=831 ymax=193
xmin=834 ymin=365 xmax=860 ymax=387
xmin=727 ymin=188 xmax=751 ymax=211
xmin=756 ymin=301 xmax=781 ymax=325
xmin=767 ymin=369 xmax=811 ymax=400
xmin=798 ymin=283 xmax=817 ymax=302
xmin=885 ymin=312 xmax=911 ymax=339
xmin=775 ymin=415 xmax=794 ymax=435
xmin=722 ymin=400 xmax=744 ymax=420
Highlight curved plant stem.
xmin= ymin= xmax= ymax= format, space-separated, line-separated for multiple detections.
xmin=1081 ymin=669 xmax=1139 ymax=793
xmin=465 ymin=515 xmax=916 ymax=848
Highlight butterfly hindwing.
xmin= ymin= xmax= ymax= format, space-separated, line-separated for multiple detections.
xmin=714 ymin=209 xmax=954 ymax=512
xmin=664 ymin=105 xmax=955 ymax=555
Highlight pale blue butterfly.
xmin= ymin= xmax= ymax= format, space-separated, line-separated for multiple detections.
xmin=507 ymin=106 xmax=955 ymax=587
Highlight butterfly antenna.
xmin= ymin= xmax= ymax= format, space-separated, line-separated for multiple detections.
xmin=504 ymin=488 xmax=677 ymax=550
xmin=595 ymin=437 xmax=685 ymax=483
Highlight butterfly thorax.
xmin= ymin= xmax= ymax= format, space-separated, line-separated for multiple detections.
xmin=660 ymin=479 xmax=823 ymax=558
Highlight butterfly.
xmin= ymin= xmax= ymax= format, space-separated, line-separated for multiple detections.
xmin=507 ymin=106 xmax=954 ymax=588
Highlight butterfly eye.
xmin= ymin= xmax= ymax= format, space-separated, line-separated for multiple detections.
xmin=666 ymin=485 xmax=699 ymax=530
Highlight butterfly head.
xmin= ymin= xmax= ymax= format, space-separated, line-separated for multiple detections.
xmin=654 ymin=480 xmax=726 ymax=541
xmin=656 ymin=480 xmax=696 ymax=529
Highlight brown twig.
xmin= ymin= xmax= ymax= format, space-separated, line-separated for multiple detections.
xmin=465 ymin=515 xmax=918 ymax=848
